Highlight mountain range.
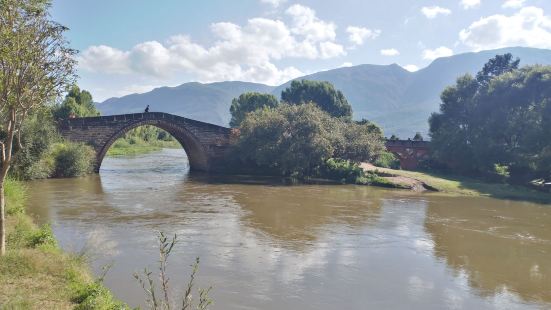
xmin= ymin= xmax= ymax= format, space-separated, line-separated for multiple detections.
xmin=96 ymin=47 xmax=551 ymax=138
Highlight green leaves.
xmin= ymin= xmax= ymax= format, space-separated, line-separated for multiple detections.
xmin=430 ymin=54 xmax=551 ymax=181
xmin=53 ymin=85 xmax=101 ymax=120
xmin=236 ymin=103 xmax=384 ymax=178
xmin=281 ymin=80 xmax=353 ymax=119
xmin=229 ymin=92 xmax=279 ymax=127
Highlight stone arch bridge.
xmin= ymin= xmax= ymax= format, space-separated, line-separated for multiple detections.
xmin=385 ymin=140 xmax=430 ymax=170
xmin=58 ymin=112 xmax=234 ymax=172
xmin=59 ymin=112 xmax=431 ymax=173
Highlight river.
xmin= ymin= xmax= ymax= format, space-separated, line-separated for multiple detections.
xmin=26 ymin=149 xmax=551 ymax=309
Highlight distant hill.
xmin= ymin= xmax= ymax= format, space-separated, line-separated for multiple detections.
xmin=96 ymin=47 xmax=551 ymax=138
xmin=96 ymin=81 xmax=274 ymax=126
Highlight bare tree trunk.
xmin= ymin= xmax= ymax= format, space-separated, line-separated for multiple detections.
xmin=0 ymin=110 xmax=15 ymax=256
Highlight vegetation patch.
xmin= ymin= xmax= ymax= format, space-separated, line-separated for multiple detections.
xmin=107 ymin=126 xmax=180 ymax=157
xmin=0 ymin=179 xmax=127 ymax=309
xmin=365 ymin=164 xmax=551 ymax=202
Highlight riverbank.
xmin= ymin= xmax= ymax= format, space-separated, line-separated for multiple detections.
xmin=362 ymin=163 xmax=551 ymax=203
xmin=0 ymin=179 xmax=127 ymax=309
xmin=106 ymin=139 xmax=180 ymax=156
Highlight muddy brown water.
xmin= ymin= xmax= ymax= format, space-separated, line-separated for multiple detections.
xmin=27 ymin=149 xmax=551 ymax=309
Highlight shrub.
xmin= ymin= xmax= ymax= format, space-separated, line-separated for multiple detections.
xmin=50 ymin=142 xmax=95 ymax=178
xmin=236 ymin=103 xmax=386 ymax=178
xmin=5 ymin=178 xmax=26 ymax=215
xmin=27 ymin=224 xmax=57 ymax=248
xmin=10 ymin=108 xmax=59 ymax=180
xmin=237 ymin=103 xmax=336 ymax=177
xmin=373 ymin=151 xmax=400 ymax=169
xmin=320 ymin=158 xmax=364 ymax=183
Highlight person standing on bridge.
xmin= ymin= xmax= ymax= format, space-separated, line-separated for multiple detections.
xmin=144 ymin=105 xmax=150 ymax=113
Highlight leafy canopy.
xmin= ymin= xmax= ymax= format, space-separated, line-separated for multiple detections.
xmin=281 ymin=80 xmax=353 ymax=119
xmin=54 ymin=85 xmax=100 ymax=119
xmin=0 ymin=0 xmax=76 ymax=255
xmin=429 ymin=54 xmax=551 ymax=181
xmin=236 ymin=103 xmax=384 ymax=177
xmin=229 ymin=92 xmax=279 ymax=127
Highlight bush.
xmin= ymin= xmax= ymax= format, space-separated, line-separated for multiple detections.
xmin=5 ymin=178 xmax=26 ymax=215
xmin=50 ymin=142 xmax=95 ymax=178
xmin=320 ymin=158 xmax=364 ymax=183
xmin=10 ymin=108 xmax=59 ymax=180
xmin=27 ymin=224 xmax=57 ymax=248
xmin=373 ymin=151 xmax=400 ymax=169
xmin=236 ymin=103 xmax=386 ymax=178
xmin=237 ymin=103 xmax=337 ymax=177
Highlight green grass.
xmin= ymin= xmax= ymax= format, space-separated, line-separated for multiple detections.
xmin=0 ymin=179 xmax=128 ymax=309
xmin=370 ymin=166 xmax=551 ymax=203
xmin=106 ymin=138 xmax=180 ymax=156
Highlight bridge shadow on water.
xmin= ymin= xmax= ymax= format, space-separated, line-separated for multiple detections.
xmin=187 ymin=172 xmax=350 ymax=187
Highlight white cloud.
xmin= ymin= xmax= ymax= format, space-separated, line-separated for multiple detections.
xmin=346 ymin=26 xmax=381 ymax=46
xmin=421 ymin=6 xmax=452 ymax=19
xmin=79 ymin=5 xmax=348 ymax=86
xmin=260 ymin=0 xmax=286 ymax=8
xmin=319 ymin=41 xmax=346 ymax=58
xmin=422 ymin=46 xmax=454 ymax=60
xmin=502 ymin=0 xmax=526 ymax=9
xmin=286 ymin=4 xmax=336 ymax=42
xmin=340 ymin=62 xmax=353 ymax=67
xmin=461 ymin=0 xmax=481 ymax=9
xmin=380 ymin=48 xmax=400 ymax=56
xmin=402 ymin=64 xmax=420 ymax=72
xmin=459 ymin=6 xmax=551 ymax=50
xmin=79 ymin=45 xmax=130 ymax=74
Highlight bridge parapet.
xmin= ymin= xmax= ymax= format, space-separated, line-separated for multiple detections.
xmin=385 ymin=140 xmax=430 ymax=170
xmin=58 ymin=113 xmax=232 ymax=173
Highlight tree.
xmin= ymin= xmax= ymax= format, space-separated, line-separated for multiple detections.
xmin=237 ymin=103 xmax=338 ymax=177
xmin=236 ymin=103 xmax=385 ymax=177
xmin=281 ymin=80 xmax=352 ymax=119
xmin=53 ymin=85 xmax=100 ymax=119
xmin=413 ymin=132 xmax=424 ymax=141
xmin=389 ymin=135 xmax=399 ymax=141
xmin=476 ymin=53 xmax=520 ymax=88
xmin=0 ymin=0 xmax=76 ymax=255
xmin=430 ymin=54 xmax=551 ymax=182
xmin=336 ymin=121 xmax=385 ymax=163
xmin=229 ymin=92 xmax=279 ymax=127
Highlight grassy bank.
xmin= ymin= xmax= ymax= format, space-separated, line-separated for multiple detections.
xmin=0 ymin=179 xmax=127 ymax=309
xmin=106 ymin=138 xmax=180 ymax=156
xmin=365 ymin=165 xmax=551 ymax=203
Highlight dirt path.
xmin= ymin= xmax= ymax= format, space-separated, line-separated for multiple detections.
xmin=361 ymin=163 xmax=435 ymax=192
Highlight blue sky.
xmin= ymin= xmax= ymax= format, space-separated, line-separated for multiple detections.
xmin=51 ymin=0 xmax=551 ymax=101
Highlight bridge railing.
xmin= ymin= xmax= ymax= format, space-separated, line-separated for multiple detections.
xmin=59 ymin=112 xmax=231 ymax=132
xmin=385 ymin=139 xmax=430 ymax=148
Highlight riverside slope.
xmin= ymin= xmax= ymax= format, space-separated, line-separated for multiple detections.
xmin=96 ymin=47 xmax=551 ymax=138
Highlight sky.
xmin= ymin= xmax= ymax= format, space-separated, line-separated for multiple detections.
xmin=50 ymin=0 xmax=551 ymax=101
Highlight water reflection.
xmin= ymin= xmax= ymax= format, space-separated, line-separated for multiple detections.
xmin=25 ymin=149 xmax=551 ymax=309
xmin=425 ymin=197 xmax=551 ymax=304
xmin=233 ymin=185 xmax=382 ymax=250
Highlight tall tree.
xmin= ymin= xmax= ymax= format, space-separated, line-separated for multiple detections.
xmin=229 ymin=92 xmax=279 ymax=127
xmin=0 ymin=0 xmax=76 ymax=255
xmin=54 ymin=85 xmax=100 ymax=119
xmin=281 ymin=80 xmax=352 ymax=119
xmin=430 ymin=54 xmax=551 ymax=182
xmin=476 ymin=53 xmax=520 ymax=88
xmin=237 ymin=103 xmax=337 ymax=177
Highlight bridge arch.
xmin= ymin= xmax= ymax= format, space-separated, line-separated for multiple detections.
xmin=385 ymin=140 xmax=430 ymax=170
xmin=97 ymin=119 xmax=209 ymax=172
xmin=58 ymin=112 xmax=233 ymax=173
